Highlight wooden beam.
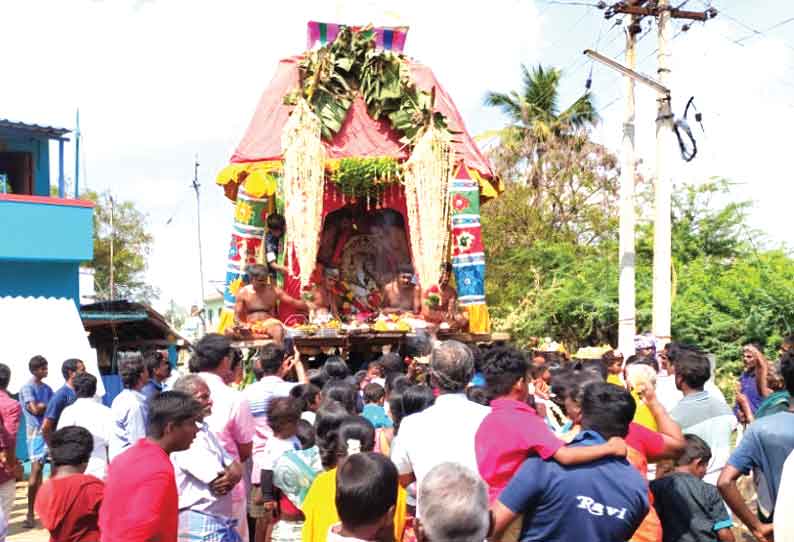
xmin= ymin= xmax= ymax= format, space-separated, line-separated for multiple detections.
xmin=611 ymin=4 xmax=711 ymax=21
xmin=113 ymin=339 xmax=183 ymax=348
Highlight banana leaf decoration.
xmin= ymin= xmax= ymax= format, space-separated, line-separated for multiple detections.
xmin=295 ymin=25 xmax=451 ymax=146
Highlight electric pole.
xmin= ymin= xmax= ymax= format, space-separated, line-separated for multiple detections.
xmin=109 ymin=194 xmax=115 ymax=300
xmin=618 ymin=15 xmax=639 ymax=357
xmin=192 ymin=156 xmax=207 ymax=334
xmin=603 ymin=1 xmax=716 ymax=348
xmin=74 ymin=109 xmax=80 ymax=198
xmin=653 ymin=0 xmax=674 ymax=346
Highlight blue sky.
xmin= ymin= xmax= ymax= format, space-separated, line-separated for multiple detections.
xmin=1 ymin=0 xmax=792 ymax=310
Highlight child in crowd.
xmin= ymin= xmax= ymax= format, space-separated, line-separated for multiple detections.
xmin=271 ymin=419 xmax=322 ymax=542
xmin=35 ymin=426 xmax=104 ymax=542
xmin=650 ymin=435 xmax=735 ymax=542
xmin=291 ymin=383 xmax=322 ymax=425
xmin=366 ymin=362 xmax=385 ymax=388
xmin=327 ymin=452 xmax=399 ymax=542
xmin=602 ymin=349 xmax=625 ymax=386
xmin=465 ymin=385 xmax=490 ymax=406
xmin=256 ymin=397 xmax=302 ymax=542
xmin=529 ymin=362 xmax=551 ymax=400
xmin=361 ymin=383 xmax=394 ymax=429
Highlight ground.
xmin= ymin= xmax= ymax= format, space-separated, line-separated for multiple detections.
xmin=7 ymin=482 xmax=47 ymax=542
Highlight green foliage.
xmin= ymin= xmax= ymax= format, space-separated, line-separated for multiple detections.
xmin=295 ymin=25 xmax=448 ymax=143
xmin=329 ymin=157 xmax=402 ymax=197
xmin=483 ymin=64 xmax=597 ymax=147
xmin=83 ymin=190 xmax=158 ymax=303
xmin=486 ymin=178 xmax=794 ymax=396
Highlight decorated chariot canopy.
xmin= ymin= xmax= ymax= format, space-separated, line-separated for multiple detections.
xmin=215 ymin=22 xmax=501 ymax=334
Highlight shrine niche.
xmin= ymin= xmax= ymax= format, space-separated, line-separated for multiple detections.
xmin=320 ymin=205 xmax=412 ymax=313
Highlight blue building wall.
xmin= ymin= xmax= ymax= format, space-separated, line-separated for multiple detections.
xmin=0 ymin=128 xmax=51 ymax=196
xmin=0 ymin=197 xmax=93 ymax=262
xmin=0 ymin=260 xmax=80 ymax=301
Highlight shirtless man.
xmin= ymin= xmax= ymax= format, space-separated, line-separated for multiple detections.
xmin=422 ymin=263 xmax=468 ymax=330
xmin=381 ymin=264 xmax=421 ymax=315
xmin=234 ymin=264 xmax=309 ymax=343
xmin=311 ymin=267 xmax=342 ymax=321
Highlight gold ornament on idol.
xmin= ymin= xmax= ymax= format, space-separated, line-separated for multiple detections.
xmin=282 ymin=99 xmax=326 ymax=287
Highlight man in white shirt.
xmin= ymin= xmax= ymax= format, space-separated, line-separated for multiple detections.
xmin=391 ymin=341 xmax=489 ymax=497
xmin=109 ymin=355 xmax=149 ymax=459
xmin=669 ymin=348 xmax=735 ymax=485
xmin=57 ymin=372 xmax=113 ymax=479
xmin=245 ymin=345 xmax=306 ymax=476
xmin=171 ymin=374 xmax=243 ymax=541
xmin=191 ymin=334 xmax=255 ymax=542
xmin=776 ymin=449 xmax=794 ymax=542
xmin=242 ymin=344 xmax=306 ymax=540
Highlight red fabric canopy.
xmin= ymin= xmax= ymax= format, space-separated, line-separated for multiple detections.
xmin=230 ymin=56 xmax=495 ymax=178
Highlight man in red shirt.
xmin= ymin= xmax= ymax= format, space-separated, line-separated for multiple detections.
xmin=475 ymin=347 xmax=625 ymax=503
xmin=100 ymin=390 xmax=203 ymax=542
xmin=0 ymin=363 xmax=22 ymax=535
xmin=35 ymin=426 xmax=104 ymax=542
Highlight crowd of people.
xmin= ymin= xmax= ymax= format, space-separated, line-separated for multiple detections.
xmin=0 ymin=332 xmax=793 ymax=542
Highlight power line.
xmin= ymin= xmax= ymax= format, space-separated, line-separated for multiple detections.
xmin=735 ymin=15 xmax=794 ymax=45
xmin=698 ymin=1 xmax=794 ymax=52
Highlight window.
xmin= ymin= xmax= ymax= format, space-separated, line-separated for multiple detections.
xmin=0 ymin=152 xmax=34 ymax=195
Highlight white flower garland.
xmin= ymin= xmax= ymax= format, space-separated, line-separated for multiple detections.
xmin=403 ymin=126 xmax=454 ymax=290
xmin=282 ymin=99 xmax=326 ymax=287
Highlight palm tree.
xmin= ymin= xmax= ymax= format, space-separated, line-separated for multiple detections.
xmin=484 ymin=64 xmax=598 ymax=198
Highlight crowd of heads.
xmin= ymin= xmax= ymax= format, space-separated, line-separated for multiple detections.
xmin=11 ymin=328 xmax=794 ymax=542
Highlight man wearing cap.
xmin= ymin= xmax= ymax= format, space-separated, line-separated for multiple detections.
xmin=390 ymin=341 xmax=489 ymax=493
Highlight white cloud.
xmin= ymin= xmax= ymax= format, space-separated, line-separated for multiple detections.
xmin=1 ymin=1 xmax=790 ymax=312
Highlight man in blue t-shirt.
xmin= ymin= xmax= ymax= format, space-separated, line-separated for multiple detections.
xmin=718 ymin=350 xmax=794 ymax=542
xmin=40 ymin=358 xmax=85 ymax=445
xmin=18 ymin=355 xmax=54 ymax=529
xmin=491 ymin=382 xmax=648 ymax=542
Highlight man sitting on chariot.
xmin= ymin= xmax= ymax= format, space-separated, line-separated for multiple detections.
xmin=234 ymin=264 xmax=311 ymax=344
xmin=381 ymin=264 xmax=421 ymax=315
xmin=421 ymin=263 xmax=469 ymax=331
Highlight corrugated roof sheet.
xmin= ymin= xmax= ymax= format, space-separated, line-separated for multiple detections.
xmin=0 ymin=118 xmax=71 ymax=138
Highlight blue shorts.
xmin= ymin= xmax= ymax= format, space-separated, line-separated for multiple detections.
xmin=26 ymin=425 xmax=48 ymax=463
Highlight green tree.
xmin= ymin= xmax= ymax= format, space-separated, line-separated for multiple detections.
xmin=486 ymin=179 xmax=794 ymax=399
xmin=484 ymin=64 xmax=598 ymax=198
xmin=163 ymin=299 xmax=187 ymax=330
xmin=84 ymin=190 xmax=158 ymax=303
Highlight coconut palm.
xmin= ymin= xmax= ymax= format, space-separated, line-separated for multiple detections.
xmin=485 ymin=64 xmax=597 ymax=140
xmin=483 ymin=64 xmax=598 ymax=199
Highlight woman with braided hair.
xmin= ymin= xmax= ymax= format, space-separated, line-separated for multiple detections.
xmin=301 ymin=416 xmax=407 ymax=542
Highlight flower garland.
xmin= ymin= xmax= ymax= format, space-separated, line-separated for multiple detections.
xmin=282 ymin=99 xmax=326 ymax=287
xmin=403 ymin=125 xmax=454 ymax=290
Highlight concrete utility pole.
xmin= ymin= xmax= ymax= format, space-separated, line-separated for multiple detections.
xmin=600 ymin=0 xmax=715 ymax=347
xmin=653 ymin=0 xmax=674 ymax=345
xmin=109 ymin=194 xmax=115 ymax=300
xmin=618 ymin=15 xmax=639 ymax=356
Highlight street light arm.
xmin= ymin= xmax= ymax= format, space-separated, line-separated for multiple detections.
xmin=583 ymin=49 xmax=670 ymax=95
